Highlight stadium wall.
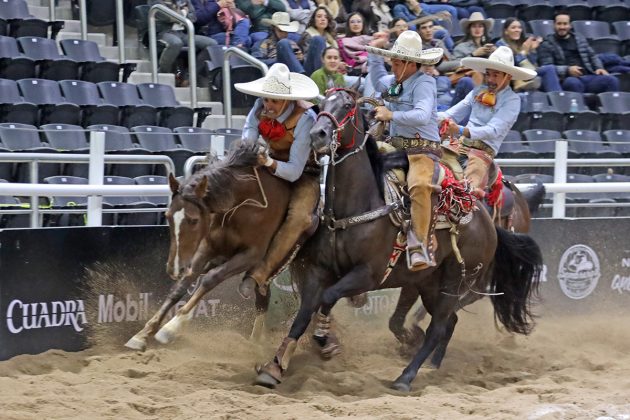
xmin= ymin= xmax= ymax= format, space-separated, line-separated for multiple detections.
xmin=1 ymin=220 xmax=629 ymax=360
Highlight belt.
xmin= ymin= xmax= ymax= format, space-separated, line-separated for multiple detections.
xmin=462 ymin=139 xmax=495 ymax=158
xmin=388 ymin=136 xmax=441 ymax=151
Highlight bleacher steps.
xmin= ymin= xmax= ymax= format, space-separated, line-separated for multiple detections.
xmin=127 ymin=71 xmax=175 ymax=87
xmin=175 ymin=87 xmax=210 ymax=102
xmin=203 ymin=115 xmax=246 ymax=131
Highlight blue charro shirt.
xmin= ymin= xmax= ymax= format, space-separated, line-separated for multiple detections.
xmin=242 ymin=98 xmax=317 ymax=182
xmin=438 ymin=85 xmax=521 ymax=155
xmin=368 ymin=54 xmax=440 ymax=142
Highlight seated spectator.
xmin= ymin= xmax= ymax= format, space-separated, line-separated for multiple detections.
xmin=538 ymin=10 xmax=619 ymax=94
xmin=280 ymin=0 xmax=317 ymax=39
xmin=310 ymin=47 xmax=346 ymax=94
xmin=150 ymin=0 xmax=217 ymax=82
xmin=354 ymin=0 xmax=393 ymax=33
xmin=447 ymin=0 xmax=485 ymax=19
xmin=252 ymin=12 xmax=321 ymax=74
xmin=299 ymin=6 xmax=336 ymax=74
xmin=450 ymin=12 xmax=493 ymax=105
xmin=314 ymin=0 xmax=347 ymax=24
xmin=236 ymin=0 xmax=286 ymax=45
xmin=417 ymin=18 xmax=459 ymax=74
xmin=337 ymin=12 xmax=372 ymax=76
xmin=389 ymin=18 xmax=409 ymax=42
xmin=497 ymin=18 xmax=562 ymax=92
xmin=191 ymin=0 xmax=252 ymax=49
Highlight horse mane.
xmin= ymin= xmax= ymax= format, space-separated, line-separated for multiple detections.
xmin=181 ymin=142 xmax=260 ymax=212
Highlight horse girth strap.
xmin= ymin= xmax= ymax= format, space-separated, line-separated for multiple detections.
xmin=323 ymin=202 xmax=401 ymax=230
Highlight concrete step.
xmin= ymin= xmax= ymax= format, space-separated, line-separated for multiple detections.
xmin=100 ymin=46 xmax=146 ymax=61
xmin=127 ymin=71 xmax=175 ymax=87
xmin=29 ymin=5 xmax=74 ymax=20
xmin=175 ymin=87 xmax=210 ymax=103
xmin=202 ymin=115 xmax=246 ymax=131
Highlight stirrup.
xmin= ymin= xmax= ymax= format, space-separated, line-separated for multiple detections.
xmin=406 ymin=243 xmax=435 ymax=271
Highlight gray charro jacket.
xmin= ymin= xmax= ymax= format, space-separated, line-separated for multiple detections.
xmin=537 ymin=31 xmax=604 ymax=78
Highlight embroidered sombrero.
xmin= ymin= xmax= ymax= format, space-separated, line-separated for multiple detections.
xmin=234 ymin=63 xmax=319 ymax=100
xmin=366 ymin=30 xmax=444 ymax=65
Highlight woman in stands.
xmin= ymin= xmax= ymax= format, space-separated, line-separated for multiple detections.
xmin=313 ymin=0 xmax=347 ymax=24
xmin=310 ymin=47 xmax=346 ymax=95
xmin=299 ymin=6 xmax=337 ymax=74
xmin=496 ymin=18 xmax=562 ymax=92
xmin=337 ymin=12 xmax=372 ymax=77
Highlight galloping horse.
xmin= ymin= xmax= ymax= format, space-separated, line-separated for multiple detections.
xmin=125 ymin=144 xmax=291 ymax=351
xmin=254 ymin=88 xmax=543 ymax=391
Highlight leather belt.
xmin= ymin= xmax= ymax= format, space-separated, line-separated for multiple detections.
xmin=388 ymin=136 xmax=441 ymax=151
xmin=462 ymin=139 xmax=496 ymax=158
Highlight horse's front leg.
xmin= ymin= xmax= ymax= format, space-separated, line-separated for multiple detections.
xmin=313 ymin=264 xmax=376 ymax=358
xmin=389 ymin=285 xmax=425 ymax=355
xmin=154 ymin=249 xmax=258 ymax=344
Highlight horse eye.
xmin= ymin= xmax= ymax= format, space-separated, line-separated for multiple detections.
xmin=344 ymin=103 xmax=352 ymax=110
xmin=188 ymin=218 xmax=199 ymax=226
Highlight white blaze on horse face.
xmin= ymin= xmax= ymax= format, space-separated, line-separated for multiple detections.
xmin=172 ymin=208 xmax=186 ymax=277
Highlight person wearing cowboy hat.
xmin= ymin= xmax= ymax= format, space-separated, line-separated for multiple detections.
xmin=367 ymin=29 xmax=444 ymax=271
xmin=253 ymin=11 xmax=324 ymax=75
xmin=438 ymin=46 xmax=537 ymax=198
xmin=234 ymin=62 xmax=321 ymax=299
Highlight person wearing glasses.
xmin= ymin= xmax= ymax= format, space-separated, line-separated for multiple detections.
xmin=438 ymin=46 xmax=536 ymax=199
xmin=367 ymin=30 xmax=444 ymax=271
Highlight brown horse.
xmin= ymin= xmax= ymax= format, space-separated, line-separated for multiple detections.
xmin=125 ymin=143 xmax=291 ymax=351
xmin=254 ymin=88 xmax=543 ymax=391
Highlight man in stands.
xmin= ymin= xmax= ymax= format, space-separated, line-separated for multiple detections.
xmin=234 ymin=63 xmax=320 ymax=299
xmin=538 ymin=10 xmax=619 ymax=93
xmin=438 ymin=46 xmax=537 ymax=199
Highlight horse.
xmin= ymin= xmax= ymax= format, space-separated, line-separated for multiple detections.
xmin=125 ymin=143 xmax=292 ymax=351
xmin=254 ymin=87 xmax=543 ymax=392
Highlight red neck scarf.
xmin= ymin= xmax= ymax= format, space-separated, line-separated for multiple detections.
xmin=258 ymin=118 xmax=287 ymax=142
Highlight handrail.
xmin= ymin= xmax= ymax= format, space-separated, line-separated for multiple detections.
xmin=148 ymin=4 xmax=197 ymax=108
xmin=223 ymin=47 xmax=268 ymax=128
xmin=79 ymin=0 xmax=87 ymax=40
xmin=116 ymin=0 xmax=125 ymax=64
xmin=48 ymin=0 xmax=55 ymax=22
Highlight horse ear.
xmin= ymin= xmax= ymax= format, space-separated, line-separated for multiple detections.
xmin=168 ymin=173 xmax=179 ymax=195
xmin=194 ymin=175 xmax=208 ymax=199
xmin=351 ymin=76 xmax=362 ymax=93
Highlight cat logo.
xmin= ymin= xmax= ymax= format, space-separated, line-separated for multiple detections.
xmin=557 ymin=244 xmax=600 ymax=300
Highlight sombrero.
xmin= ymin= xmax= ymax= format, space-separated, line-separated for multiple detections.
xmin=461 ymin=46 xmax=537 ymax=80
xmin=234 ymin=63 xmax=319 ymax=100
xmin=366 ymin=30 xmax=443 ymax=65
xmin=460 ymin=12 xmax=494 ymax=34
xmin=261 ymin=11 xmax=300 ymax=33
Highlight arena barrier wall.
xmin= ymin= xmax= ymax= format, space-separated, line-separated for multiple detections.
xmin=1 ymin=219 xmax=628 ymax=360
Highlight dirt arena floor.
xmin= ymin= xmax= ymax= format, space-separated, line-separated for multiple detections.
xmin=1 ymin=299 xmax=629 ymax=420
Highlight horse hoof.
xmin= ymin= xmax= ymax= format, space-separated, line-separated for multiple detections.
xmin=391 ymin=381 xmax=411 ymax=392
xmin=124 ymin=336 xmax=147 ymax=352
xmin=255 ymin=371 xmax=280 ymax=388
xmin=154 ymin=328 xmax=175 ymax=344
xmin=237 ymin=277 xmax=256 ymax=300
xmin=321 ymin=343 xmax=341 ymax=360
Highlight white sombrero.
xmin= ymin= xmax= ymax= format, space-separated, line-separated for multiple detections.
xmin=234 ymin=63 xmax=319 ymax=100
xmin=261 ymin=11 xmax=300 ymax=33
xmin=366 ymin=30 xmax=444 ymax=65
xmin=461 ymin=46 xmax=537 ymax=80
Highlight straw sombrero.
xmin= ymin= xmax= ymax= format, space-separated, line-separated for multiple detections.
xmin=461 ymin=46 xmax=537 ymax=80
xmin=261 ymin=11 xmax=300 ymax=33
xmin=460 ymin=12 xmax=494 ymax=34
xmin=366 ymin=30 xmax=443 ymax=65
xmin=234 ymin=63 xmax=319 ymax=100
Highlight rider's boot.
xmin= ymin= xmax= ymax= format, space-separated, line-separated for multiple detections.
xmin=464 ymin=147 xmax=493 ymax=200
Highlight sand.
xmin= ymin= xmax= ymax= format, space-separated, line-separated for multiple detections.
xmin=1 ymin=299 xmax=629 ymax=420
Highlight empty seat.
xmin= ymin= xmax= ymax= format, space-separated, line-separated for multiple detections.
xmin=174 ymin=126 xmax=213 ymax=152
xmin=547 ymin=91 xmax=599 ymax=131
xmin=527 ymin=20 xmax=555 ymax=38
xmin=566 ymin=172 xmax=616 ymax=217
xmin=595 ymin=4 xmax=630 ymax=24
xmin=17 ymin=78 xmax=81 ymax=125
xmin=136 ymin=83 xmax=194 ymax=129
xmin=131 ymin=125 xmax=193 ymax=176
xmin=60 ymin=39 xmax=123 ymax=83
xmin=0 ymin=0 xmax=62 ymax=39
xmin=484 ymin=1 xmax=517 ymax=19
xmin=41 ymin=123 xmax=89 ymax=177
xmin=563 ymin=3 xmax=593 ymax=21
xmin=592 ymin=172 xmax=630 ymax=213
xmin=87 ymin=124 xmax=151 ymax=177
xmin=0 ymin=122 xmax=58 ymax=181
xmin=58 ymin=79 xmax=119 ymax=126
xmin=517 ymin=3 xmax=555 ymax=21
xmin=42 ymin=175 xmax=88 ymax=226
xmin=134 ymin=174 xmax=169 ymax=224
xmin=97 ymin=81 xmax=157 ymax=127
xmin=523 ymin=129 xmax=561 ymax=160
xmin=598 ymin=92 xmax=630 ymax=131
xmin=563 ymin=129 xmax=621 ymax=161
xmin=571 ymin=20 xmax=614 ymax=39
xmin=17 ymin=36 xmax=79 ymax=80
xmin=0 ymin=77 xmax=38 ymax=124
xmin=603 ymin=129 xmax=630 ymax=158
xmin=0 ymin=35 xmax=35 ymax=79
xmin=590 ymin=37 xmax=622 ymax=55
xmin=102 ymin=175 xmax=158 ymax=225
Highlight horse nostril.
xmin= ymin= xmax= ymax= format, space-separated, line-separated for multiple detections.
xmin=318 ymin=129 xmax=327 ymax=139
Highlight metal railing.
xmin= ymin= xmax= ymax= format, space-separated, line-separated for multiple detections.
xmin=148 ymin=4 xmax=197 ymax=108
xmin=223 ymin=47 xmax=268 ymax=128
xmin=116 ymin=0 xmax=125 ymax=64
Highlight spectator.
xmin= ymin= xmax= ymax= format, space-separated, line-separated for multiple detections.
xmin=310 ymin=47 xmax=346 ymax=94
xmin=337 ymin=12 xmax=372 ymax=76
xmin=252 ymin=12 xmax=321 ymax=74
xmin=389 ymin=18 xmax=409 ymax=41
xmin=450 ymin=12 xmax=493 ymax=105
xmin=280 ymin=0 xmax=317 ymax=37
xmin=191 ymin=0 xmax=252 ymax=49
xmin=417 ymin=19 xmax=459 ymax=73
xmin=497 ymin=18 xmax=562 ymax=92
xmin=538 ymin=11 xmax=619 ymax=93
xmin=149 ymin=0 xmax=217 ymax=83
xmin=448 ymin=0 xmax=485 ymax=19
xmin=314 ymin=0 xmax=347 ymax=24
xmin=421 ymin=63 xmax=452 ymax=110
xmin=236 ymin=0 xmax=286 ymax=45
xmin=299 ymin=6 xmax=335 ymax=74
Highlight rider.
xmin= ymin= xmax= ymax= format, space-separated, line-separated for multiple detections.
xmin=234 ymin=63 xmax=320 ymax=299
xmin=438 ymin=46 xmax=536 ymax=198
xmin=366 ymin=30 xmax=444 ymax=271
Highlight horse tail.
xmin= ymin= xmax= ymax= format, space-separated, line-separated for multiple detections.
xmin=520 ymin=182 xmax=546 ymax=216
xmin=489 ymin=227 xmax=543 ymax=335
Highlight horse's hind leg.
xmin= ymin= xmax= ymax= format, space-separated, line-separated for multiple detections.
xmin=389 ymin=286 xmax=425 ymax=354
xmin=250 ymin=286 xmax=270 ymax=342
xmin=155 ymin=250 xmax=256 ymax=344
xmin=427 ymin=313 xmax=457 ymax=369
xmin=125 ymin=275 xmax=196 ymax=351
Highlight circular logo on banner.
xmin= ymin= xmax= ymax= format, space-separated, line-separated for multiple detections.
xmin=557 ymin=244 xmax=601 ymax=300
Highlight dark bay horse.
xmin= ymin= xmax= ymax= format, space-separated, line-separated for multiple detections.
xmin=254 ymin=88 xmax=543 ymax=392
xmin=125 ymin=144 xmax=291 ymax=351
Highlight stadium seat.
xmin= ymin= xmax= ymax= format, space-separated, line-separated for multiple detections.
xmin=18 ymin=78 xmax=81 ymax=125
xmin=566 ymin=172 xmax=616 ymax=217
xmin=58 ymin=79 xmax=120 ymax=126
xmin=136 ymin=83 xmax=195 ymax=129
xmin=598 ymin=92 xmax=630 ymax=131
xmin=87 ymin=124 xmax=151 ymax=177
xmin=0 ymin=122 xmax=59 ymax=181
xmin=523 ymin=129 xmax=561 ymax=175
xmin=590 ymin=37 xmax=622 ymax=55
xmin=41 ymin=123 xmax=90 ymax=177
xmin=527 ymin=20 xmax=555 ymax=38
xmin=174 ymin=126 xmax=213 ymax=153
xmin=0 ymin=77 xmax=38 ymax=124
xmin=517 ymin=4 xmax=555 ymax=21
xmin=42 ymin=175 xmax=88 ymax=226
xmin=215 ymin=127 xmax=243 ymax=152
xmin=612 ymin=21 xmax=630 ymax=56
xmin=489 ymin=18 xmax=509 ymax=42
xmin=0 ymin=0 xmax=63 ymax=39
xmin=603 ymin=129 xmax=630 ymax=159
xmin=594 ymin=4 xmax=630 ymax=24
xmin=102 ymin=175 xmax=159 ymax=225
xmin=563 ymin=129 xmax=621 ymax=163
xmin=592 ymin=172 xmax=630 ymax=214
xmin=0 ymin=35 xmax=35 ymax=79
xmin=60 ymin=39 xmax=127 ymax=83
xmin=131 ymin=125 xmax=193 ymax=175
xmin=97 ymin=81 xmax=158 ymax=127
xmin=484 ymin=1 xmax=517 ymax=19
xmin=18 ymin=36 xmax=79 ymax=81
xmin=571 ymin=20 xmax=614 ymax=39
xmin=134 ymin=174 xmax=169 ymax=224
xmin=208 ymin=65 xmax=264 ymax=115
xmin=547 ymin=91 xmax=600 ymax=131
xmin=563 ymin=3 xmax=593 ymax=21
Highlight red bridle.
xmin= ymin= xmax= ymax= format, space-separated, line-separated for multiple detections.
xmin=316 ymin=88 xmax=360 ymax=150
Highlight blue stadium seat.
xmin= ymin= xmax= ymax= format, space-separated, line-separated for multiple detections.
xmin=17 ymin=78 xmax=81 ymax=125
xmin=17 ymin=36 xmax=79 ymax=81
xmin=58 ymin=79 xmax=119 ymax=126
xmin=97 ymin=81 xmax=157 ymax=128
xmin=0 ymin=77 xmax=38 ymax=125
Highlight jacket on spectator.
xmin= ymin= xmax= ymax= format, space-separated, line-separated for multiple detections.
xmin=236 ymin=0 xmax=286 ymax=32
xmin=190 ymin=0 xmax=222 ymax=36
xmin=537 ymin=31 xmax=604 ymax=78
xmin=280 ymin=0 xmax=316 ymax=33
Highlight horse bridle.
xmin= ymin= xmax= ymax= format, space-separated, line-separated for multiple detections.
xmin=316 ymin=88 xmax=370 ymax=166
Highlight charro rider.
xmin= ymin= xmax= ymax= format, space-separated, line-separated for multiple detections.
xmin=366 ymin=30 xmax=444 ymax=270
xmin=234 ymin=63 xmax=320 ymax=299
xmin=438 ymin=46 xmax=536 ymax=199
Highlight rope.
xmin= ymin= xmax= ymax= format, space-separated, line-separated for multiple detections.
xmin=221 ymin=166 xmax=269 ymax=226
